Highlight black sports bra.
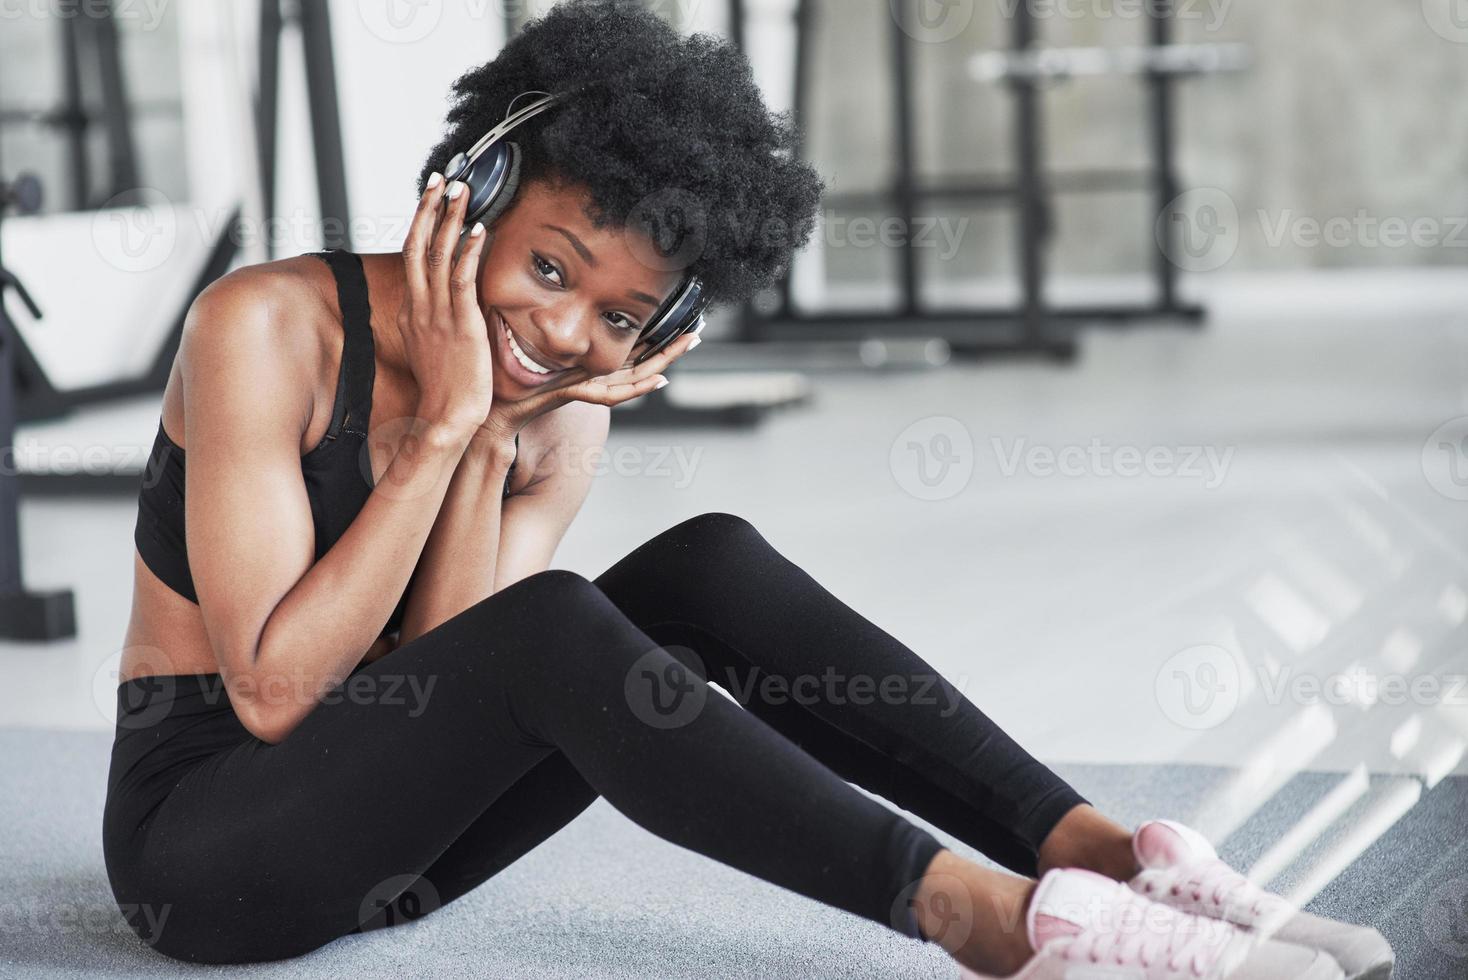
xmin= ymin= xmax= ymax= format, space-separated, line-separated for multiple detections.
xmin=133 ymin=248 xmax=516 ymax=637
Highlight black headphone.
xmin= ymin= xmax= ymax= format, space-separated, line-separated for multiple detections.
xmin=442 ymin=90 xmax=709 ymax=366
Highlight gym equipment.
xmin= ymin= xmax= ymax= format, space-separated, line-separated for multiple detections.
xmin=256 ymin=0 xmax=350 ymax=252
xmin=738 ymin=0 xmax=1251 ymax=357
xmin=0 ymin=172 xmax=76 ymax=640
xmin=969 ymin=41 xmax=1252 ymax=83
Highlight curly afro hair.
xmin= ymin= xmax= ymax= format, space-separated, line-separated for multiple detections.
xmin=417 ymin=0 xmax=825 ymax=308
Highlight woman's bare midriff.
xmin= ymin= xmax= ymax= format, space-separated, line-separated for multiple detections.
xmin=118 ymin=255 xmax=422 ymax=685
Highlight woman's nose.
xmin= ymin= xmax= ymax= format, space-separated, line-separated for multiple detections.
xmin=531 ymin=306 xmax=592 ymax=363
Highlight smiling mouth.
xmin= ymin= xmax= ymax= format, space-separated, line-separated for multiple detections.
xmin=497 ymin=313 xmax=570 ymax=378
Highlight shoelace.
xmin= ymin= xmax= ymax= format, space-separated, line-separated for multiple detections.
xmin=1060 ymin=881 xmax=1235 ymax=976
xmin=1138 ymin=859 xmax=1291 ymax=926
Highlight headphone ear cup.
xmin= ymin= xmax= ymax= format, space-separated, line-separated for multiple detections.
xmin=475 ymin=141 xmax=523 ymax=230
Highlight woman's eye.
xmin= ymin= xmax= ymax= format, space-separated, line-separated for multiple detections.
xmin=531 ymin=254 xmax=562 ymax=285
xmin=606 ymin=312 xmax=640 ymax=332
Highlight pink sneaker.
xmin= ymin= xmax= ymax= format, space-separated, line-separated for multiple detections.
xmin=956 ymin=867 xmax=1341 ymax=979
xmin=1129 ymin=820 xmax=1393 ymax=980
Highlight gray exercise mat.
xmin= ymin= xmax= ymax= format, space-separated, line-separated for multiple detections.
xmin=0 ymin=730 xmax=1461 ymax=979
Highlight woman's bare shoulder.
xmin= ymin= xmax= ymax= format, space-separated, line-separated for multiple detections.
xmin=186 ymin=254 xmax=337 ymax=343
xmin=166 ymin=255 xmax=341 ymax=449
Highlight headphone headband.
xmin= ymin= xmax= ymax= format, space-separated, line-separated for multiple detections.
xmin=459 ymin=91 xmax=563 ymax=163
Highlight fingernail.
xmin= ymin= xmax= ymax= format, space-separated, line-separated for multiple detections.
xmin=426 ymin=172 xmax=442 ymax=189
xmin=447 ymin=181 xmax=464 ymax=201
xmin=654 ymin=377 xmax=669 ymax=390
xmin=687 ymin=335 xmax=702 ymax=350
xmin=469 ymin=222 xmax=485 ymax=237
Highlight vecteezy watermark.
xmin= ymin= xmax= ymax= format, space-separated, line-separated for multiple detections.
xmin=1156 ymin=187 xmax=1240 ymax=272
xmin=1257 ymin=209 xmax=1468 ymax=251
xmin=1156 ymin=650 xmax=1468 ymax=730
xmin=890 ymin=872 xmax=975 ymax=950
xmin=0 ymin=0 xmax=170 ymax=30
xmin=892 ymin=0 xmax=977 ymax=44
xmin=1256 ymin=664 xmax=1468 ymax=710
xmin=999 ymin=0 xmax=1233 ymax=29
xmin=6 ymin=437 xmax=153 ymax=480
xmin=358 ymin=874 xmax=443 ymax=932
xmin=553 ymin=444 xmax=704 ymax=489
xmin=92 ymin=646 xmax=439 ymax=730
xmin=623 ymin=646 xmax=972 ymax=731
xmin=92 ymin=188 xmax=178 ymax=274
xmin=0 ymin=898 xmax=173 ymax=942
xmin=815 ymin=212 xmax=971 ymax=263
xmin=91 ymin=191 xmax=425 ymax=274
xmin=93 ymin=647 xmax=175 ymax=729
xmin=1158 ymin=190 xmax=1468 ymax=272
xmin=1423 ymin=876 xmax=1468 ymax=960
xmin=1155 ymin=644 xmax=1245 ymax=730
xmin=625 ymin=187 xmax=709 ymax=275
xmin=624 ymin=645 xmax=709 ymax=731
xmin=1423 ymin=416 xmax=1468 ymax=502
xmin=622 ymin=192 xmax=974 ymax=276
xmin=1422 ymin=0 xmax=1468 ymax=43
xmin=356 ymin=0 xmax=444 ymax=43
xmin=991 ymin=437 xmax=1235 ymax=489
xmin=719 ymin=667 xmax=969 ymax=717
xmin=890 ymin=416 xmax=975 ymax=502
xmin=356 ymin=0 xmax=710 ymax=44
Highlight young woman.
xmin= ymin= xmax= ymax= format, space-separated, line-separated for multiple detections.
xmin=103 ymin=2 xmax=1390 ymax=977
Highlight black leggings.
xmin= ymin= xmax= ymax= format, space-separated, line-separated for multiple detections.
xmin=103 ymin=512 xmax=1087 ymax=964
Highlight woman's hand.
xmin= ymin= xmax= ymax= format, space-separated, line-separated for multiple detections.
xmin=398 ymin=174 xmax=495 ymax=438
xmin=476 ymin=328 xmax=703 ymax=449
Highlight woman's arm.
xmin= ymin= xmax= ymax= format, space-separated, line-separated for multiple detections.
xmin=393 ymin=400 xmax=609 ymax=644
xmin=183 ymin=271 xmax=474 ymax=744
xmin=494 ymin=401 xmax=608 ymax=592
xmin=392 ymin=431 xmax=516 ymax=643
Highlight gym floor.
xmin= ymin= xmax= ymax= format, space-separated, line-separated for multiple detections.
xmin=3 ymin=267 xmax=1465 ymax=977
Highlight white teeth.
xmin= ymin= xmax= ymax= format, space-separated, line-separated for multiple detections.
xmin=503 ymin=323 xmax=553 ymax=374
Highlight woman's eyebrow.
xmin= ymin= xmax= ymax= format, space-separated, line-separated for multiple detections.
xmin=542 ymin=224 xmax=596 ymax=266
xmin=627 ymin=289 xmax=659 ymax=307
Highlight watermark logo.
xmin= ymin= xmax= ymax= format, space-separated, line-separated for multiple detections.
xmin=1257 ymin=209 xmax=1468 ymax=251
xmin=1157 ymin=187 xmax=1239 ymax=272
xmin=358 ymin=874 xmax=442 ymax=932
xmin=992 ymin=437 xmax=1234 ymax=489
xmin=1155 ymin=644 xmax=1244 ymax=730
xmin=92 ymin=646 xmax=176 ymax=729
xmin=624 ymin=645 xmax=708 ymax=730
xmin=1423 ymin=877 xmax=1468 ymax=959
xmin=1423 ymin=416 xmax=1468 ymax=501
xmin=995 ymin=0 xmax=1234 ymax=32
xmin=1422 ymin=0 xmax=1468 ymax=43
xmin=894 ymin=0 xmax=976 ymax=44
xmin=357 ymin=0 xmax=443 ymax=43
xmin=92 ymin=187 xmax=177 ymax=273
xmin=890 ymin=416 xmax=974 ymax=501
xmin=0 ymin=0 xmax=171 ymax=31
xmin=360 ymin=416 xmax=469 ymax=502
xmin=625 ymin=188 xmax=709 ymax=275
xmin=890 ymin=872 xmax=976 ymax=949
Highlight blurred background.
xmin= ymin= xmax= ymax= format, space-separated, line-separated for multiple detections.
xmin=0 ymin=1 xmax=1464 ymax=977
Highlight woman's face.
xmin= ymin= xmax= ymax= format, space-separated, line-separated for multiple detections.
xmin=475 ymin=178 xmax=686 ymax=401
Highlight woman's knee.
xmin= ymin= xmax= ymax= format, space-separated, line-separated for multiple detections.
xmin=475 ymin=568 xmax=644 ymax=653
xmin=655 ymin=511 xmax=766 ymax=557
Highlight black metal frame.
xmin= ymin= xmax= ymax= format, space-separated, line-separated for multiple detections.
xmin=737 ymin=0 xmax=1206 ymax=355
xmin=0 ymin=172 xmax=77 ymax=638
xmin=0 ymin=0 xmax=142 ymax=211
xmin=257 ymin=0 xmax=352 ymax=253
xmin=1 ymin=2 xmax=240 ymax=475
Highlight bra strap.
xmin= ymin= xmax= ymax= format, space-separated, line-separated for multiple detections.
xmin=311 ymin=249 xmax=377 ymax=440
